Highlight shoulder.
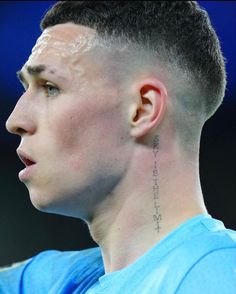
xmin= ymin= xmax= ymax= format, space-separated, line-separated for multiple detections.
xmin=27 ymin=246 xmax=102 ymax=270
xmin=175 ymin=246 xmax=236 ymax=294
xmin=0 ymin=247 xmax=102 ymax=293
xmin=175 ymin=219 xmax=236 ymax=294
xmin=177 ymin=216 xmax=236 ymax=258
xmin=25 ymin=247 xmax=102 ymax=290
xmin=25 ymin=247 xmax=101 ymax=276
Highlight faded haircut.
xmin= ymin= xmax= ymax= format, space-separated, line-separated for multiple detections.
xmin=40 ymin=1 xmax=226 ymax=150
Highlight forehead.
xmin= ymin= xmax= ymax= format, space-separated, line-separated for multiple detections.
xmin=21 ymin=23 xmax=126 ymax=90
xmin=26 ymin=23 xmax=97 ymax=69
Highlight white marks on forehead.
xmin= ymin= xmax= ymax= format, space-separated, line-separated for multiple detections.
xmin=26 ymin=24 xmax=100 ymax=82
xmin=26 ymin=23 xmax=133 ymax=89
xmin=31 ymin=31 xmax=96 ymax=60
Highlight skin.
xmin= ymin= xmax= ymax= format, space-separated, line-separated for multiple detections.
xmin=6 ymin=23 xmax=207 ymax=273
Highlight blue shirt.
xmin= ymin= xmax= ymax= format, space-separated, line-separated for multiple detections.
xmin=0 ymin=214 xmax=235 ymax=293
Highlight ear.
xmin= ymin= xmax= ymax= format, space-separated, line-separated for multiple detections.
xmin=129 ymin=78 xmax=167 ymax=138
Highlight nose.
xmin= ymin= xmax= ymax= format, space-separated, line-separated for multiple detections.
xmin=5 ymin=94 xmax=36 ymax=136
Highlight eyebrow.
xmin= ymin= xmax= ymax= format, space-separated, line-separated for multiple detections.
xmin=27 ymin=64 xmax=46 ymax=75
xmin=16 ymin=65 xmax=55 ymax=83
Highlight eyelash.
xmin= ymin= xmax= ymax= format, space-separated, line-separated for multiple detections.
xmin=20 ymin=80 xmax=60 ymax=98
xmin=42 ymin=82 xmax=60 ymax=97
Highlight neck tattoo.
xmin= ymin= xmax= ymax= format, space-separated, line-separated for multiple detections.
xmin=152 ymin=135 xmax=162 ymax=233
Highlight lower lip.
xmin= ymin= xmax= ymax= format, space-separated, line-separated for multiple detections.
xmin=19 ymin=164 xmax=37 ymax=181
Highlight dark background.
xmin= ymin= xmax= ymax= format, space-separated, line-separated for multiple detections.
xmin=0 ymin=1 xmax=235 ymax=267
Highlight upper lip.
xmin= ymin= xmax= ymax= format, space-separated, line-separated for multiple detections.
xmin=17 ymin=149 xmax=36 ymax=167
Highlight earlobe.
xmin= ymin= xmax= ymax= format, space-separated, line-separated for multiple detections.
xmin=129 ymin=79 xmax=167 ymax=138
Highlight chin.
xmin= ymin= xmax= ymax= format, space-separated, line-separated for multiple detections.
xmin=27 ymin=187 xmax=57 ymax=213
xmin=30 ymin=195 xmax=52 ymax=213
xmin=28 ymin=189 xmax=86 ymax=219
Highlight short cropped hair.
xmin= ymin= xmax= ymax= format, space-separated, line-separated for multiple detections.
xmin=41 ymin=1 xmax=226 ymax=128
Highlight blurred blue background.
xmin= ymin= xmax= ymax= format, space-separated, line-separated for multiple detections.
xmin=0 ymin=1 xmax=235 ymax=266
xmin=1 ymin=1 xmax=236 ymax=140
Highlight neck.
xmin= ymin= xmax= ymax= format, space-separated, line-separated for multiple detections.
xmin=88 ymin=144 xmax=207 ymax=273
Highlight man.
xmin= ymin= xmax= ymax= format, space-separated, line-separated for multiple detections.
xmin=1 ymin=1 xmax=235 ymax=293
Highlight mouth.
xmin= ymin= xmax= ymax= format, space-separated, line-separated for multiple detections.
xmin=16 ymin=149 xmax=37 ymax=182
xmin=17 ymin=150 xmax=36 ymax=167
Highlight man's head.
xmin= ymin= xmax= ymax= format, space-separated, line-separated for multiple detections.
xmin=40 ymin=1 xmax=226 ymax=150
xmin=6 ymin=1 xmax=226 ymax=220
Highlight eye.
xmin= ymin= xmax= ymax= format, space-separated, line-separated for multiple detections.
xmin=43 ymin=82 xmax=60 ymax=97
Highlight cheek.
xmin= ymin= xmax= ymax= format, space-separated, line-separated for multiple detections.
xmin=47 ymin=99 xmax=122 ymax=171
xmin=50 ymin=102 xmax=89 ymax=152
xmin=47 ymin=102 xmax=99 ymax=170
xmin=52 ymin=113 xmax=88 ymax=173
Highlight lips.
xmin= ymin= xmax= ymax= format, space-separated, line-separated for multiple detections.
xmin=16 ymin=149 xmax=37 ymax=181
xmin=17 ymin=149 xmax=36 ymax=167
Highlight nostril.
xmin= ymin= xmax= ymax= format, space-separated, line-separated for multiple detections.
xmin=15 ymin=127 xmax=27 ymax=136
xmin=5 ymin=117 xmax=19 ymax=134
xmin=5 ymin=116 xmax=32 ymax=136
xmin=6 ymin=124 xmax=26 ymax=136
xmin=5 ymin=110 xmax=36 ymax=136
